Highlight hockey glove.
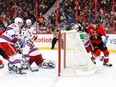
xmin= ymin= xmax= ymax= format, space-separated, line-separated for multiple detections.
xmin=11 ymin=34 xmax=18 ymax=43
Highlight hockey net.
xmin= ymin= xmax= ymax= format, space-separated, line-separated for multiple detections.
xmin=58 ymin=30 xmax=96 ymax=76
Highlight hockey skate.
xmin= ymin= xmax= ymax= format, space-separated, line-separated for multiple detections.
xmin=91 ymin=59 xmax=96 ymax=64
xmin=15 ymin=67 xmax=26 ymax=74
xmin=103 ymin=62 xmax=112 ymax=67
xmin=40 ymin=60 xmax=56 ymax=69
xmin=21 ymin=59 xmax=29 ymax=70
xmin=91 ymin=57 xmax=96 ymax=64
xmin=21 ymin=64 xmax=29 ymax=69
xmin=8 ymin=63 xmax=26 ymax=74
xmin=0 ymin=64 xmax=4 ymax=69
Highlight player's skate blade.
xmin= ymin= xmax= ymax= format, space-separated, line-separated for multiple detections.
xmin=8 ymin=64 xmax=26 ymax=75
xmin=15 ymin=67 xmax=26 ymax=74
xmin=103 ymin=62 xmax=112 ymax=67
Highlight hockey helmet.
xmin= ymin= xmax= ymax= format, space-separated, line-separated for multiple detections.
xmin=92 ymin=20 xmax=99 ymax=29
xmin=74 ymin=23 xmax=83 ymax=32
xmin=26 ymin=19 xmax=32 ymax=25
xmin=14 ymin=17 xmax=23 ymax=27
xmin=74 ymin=24 xmax=79 ymax=28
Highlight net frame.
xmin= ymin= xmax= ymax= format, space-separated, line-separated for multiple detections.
xmin=58 ymin=30 xmax=96 ymax=76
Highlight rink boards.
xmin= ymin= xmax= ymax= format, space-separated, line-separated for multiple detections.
xmin=32 ymin=34 xmax=116 ymax=53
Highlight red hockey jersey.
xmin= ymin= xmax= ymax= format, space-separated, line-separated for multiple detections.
xmin=87 ymin=24 xmax=106 ymax=45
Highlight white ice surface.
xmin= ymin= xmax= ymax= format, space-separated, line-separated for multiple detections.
xmin=0 ymin=50 xmax=116 ymax=87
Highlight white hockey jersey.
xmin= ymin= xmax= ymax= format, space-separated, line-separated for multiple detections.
xmin=21 ymin=26 xmax=36 ymax=41
xmin=0 ymin=23 xmax=20 ymax=44
xmin=20 ymin=26 xmax=41 ymax=56
xmin=79 ymin=32 xmax=90 ymax=47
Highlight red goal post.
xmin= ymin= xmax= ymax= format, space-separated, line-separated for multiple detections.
xmin=58 ymin=30 xmax=96 ymax=76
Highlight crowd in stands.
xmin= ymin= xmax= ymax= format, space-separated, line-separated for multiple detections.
xmin=96 ymin=0 xmax=116 ymax=33
xmin=0 ymin=0 xmax=116 ymax=33
xmin=58 ymin=0 xmax=116 ymax=33
xmin=39 ymin=0 xmax=116 ymax=33
xmin=0 ymin=0 xmax=56 ymax=31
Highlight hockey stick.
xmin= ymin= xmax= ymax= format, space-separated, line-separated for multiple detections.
xmin=28 ymin=66 xmax=39 ymax=72
xmin=22 ymin=58 xmax=39 ymax=72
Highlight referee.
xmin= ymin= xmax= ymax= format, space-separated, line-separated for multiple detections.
xmin=51 ymin=28 xmax=59 ymax=49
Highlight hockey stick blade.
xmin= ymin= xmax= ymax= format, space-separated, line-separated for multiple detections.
xmin=31 ymin=69 xmax=39 ymax=72
xmin=29 ymin=67 xmax=39 ymax=72
xmin=16 ymin=70 xmax=27 ymax=74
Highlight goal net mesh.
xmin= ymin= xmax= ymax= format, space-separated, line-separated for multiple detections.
xmin=58 ymin=30 xmax=96 ymax=76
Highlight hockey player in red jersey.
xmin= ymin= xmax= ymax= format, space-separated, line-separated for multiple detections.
xmin=87 ymin=20 xmax=112 ymax=67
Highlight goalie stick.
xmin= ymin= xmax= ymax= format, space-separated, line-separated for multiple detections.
xmin=22 ymin=57 xmax=39 ymax=72
xmin=28 ymin=65 xmax=39 ymax=72
xmin=22 ymin=58 xmax=39 ymax=72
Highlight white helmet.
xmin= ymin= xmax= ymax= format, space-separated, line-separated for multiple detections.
xmin=74 ymin=24 xmax=79 ymax=28
xmin=14 ymin=17 xmax=23 ymax=24
xmin=14 ymin=17 xmax=23 ymax=27
xmin=26 ymin=19 xmax=32 ymax=25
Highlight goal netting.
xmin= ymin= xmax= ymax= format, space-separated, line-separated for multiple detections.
xmin=58 ymin=30 xmax=96 ymax=76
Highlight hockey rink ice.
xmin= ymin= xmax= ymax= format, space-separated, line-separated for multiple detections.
xmin=0 ymin=50 xmax=116 ymax=87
